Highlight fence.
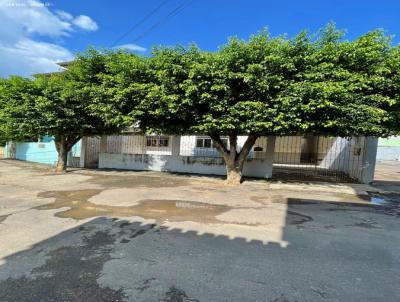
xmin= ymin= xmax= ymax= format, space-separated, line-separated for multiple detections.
xmin=272 ymin=136 xmax=368 ymax=182
xmin=99 ymin=134 xmax=376 ymax=183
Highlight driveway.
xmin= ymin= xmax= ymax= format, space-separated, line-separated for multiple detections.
xmin=0 ymin=160 xmax=399 ymax=302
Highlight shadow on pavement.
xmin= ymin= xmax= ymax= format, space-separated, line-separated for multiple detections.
xmin=0 ymin=196 xmax=399 ymax=302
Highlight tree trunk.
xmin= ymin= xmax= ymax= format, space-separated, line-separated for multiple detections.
xmin=55 ymin=143 xmax=68 ymax=173
xmin=225 ymin=161 xmax=244 ymax=185
xmin=54 ymin=135 xmax=80 ymax=173
xmin=210 ymin=132 xmax=259 ymax=185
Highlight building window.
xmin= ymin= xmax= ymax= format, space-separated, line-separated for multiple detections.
xmin=146 ymin=136 xmax=169 ymax=147
xmin=196 ymin=137 xmax=228 ymax=149
xmin=196 ymin=137 xmax=212 ymax=148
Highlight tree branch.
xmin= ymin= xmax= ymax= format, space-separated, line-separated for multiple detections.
xmin=237 ymin=133 xmax=259 ymax=165
xmin=229 ymin=132 xmax=238 ymax=162
xmin=65 ymin=135 xmax=81 ymax=152
xmin=209 ymin=132 xmax=229 ymax=159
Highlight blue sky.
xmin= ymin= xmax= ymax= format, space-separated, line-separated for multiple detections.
xmin=1 ymin=0 xmax=400 ymax=76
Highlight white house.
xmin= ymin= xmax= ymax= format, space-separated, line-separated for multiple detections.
xmin=85 ymin=134 xmax=378 ymax=183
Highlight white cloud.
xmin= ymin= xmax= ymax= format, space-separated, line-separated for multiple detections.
xmin=0 ymin=39 xmax=73 ymax=76
xmin=113 ymin=44 xmax=147 ymax=52
xmin=73 ymin=15 xmax=98 ymax=32
xmin=55 ymin=10 xmax=73 ymax=21
xmin=0 ymin=0 xmax=98 ymax=77
xmin=0 ymin=0 xmax=72 ymax=39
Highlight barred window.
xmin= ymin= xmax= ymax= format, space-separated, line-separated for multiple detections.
xmin=196 ymin=137 xmax=228 ymax=149
xmin=196 ymin=137 xmax=212 ymax=148
xmin=146 ymin=136 xmax=169 ymax=147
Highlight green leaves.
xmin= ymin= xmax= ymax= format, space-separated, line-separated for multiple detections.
xmin=0 ymin=76 xmax=40 ymax=142
xmin=0 ymin=49 xmax=137 ymax=143
xmin=109 ymin=25 xmax=399 ymax=138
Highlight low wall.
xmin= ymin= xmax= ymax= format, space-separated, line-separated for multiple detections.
xmin=377 ymin=146 xmax=400 ymax=161
xmin=15 ymin=141 xmax=58 ymax=165
xmin=12 ymin=140 xmax=81 ymax=166
xmin=99 ymin=153 xmax=274 ymax=178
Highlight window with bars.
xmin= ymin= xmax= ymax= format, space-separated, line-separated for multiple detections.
xmin=195 ymin=137 xmax=228 ymax=149
xmin=146 ymin=136 xmax=169 ymax=147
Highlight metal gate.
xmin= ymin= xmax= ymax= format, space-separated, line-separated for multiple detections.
xmin=84 ymin=137 xmax=100 ymax=168
xmin=272 ymin=136 xmax=367 ymax=182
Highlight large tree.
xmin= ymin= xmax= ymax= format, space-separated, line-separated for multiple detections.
xmin=123 ymin=26 xmax=399 ymax=184
xmin=0 ymin=50 xmax=130 ymax=172
xmin=106 ymin=36 xmax=310 ymax=184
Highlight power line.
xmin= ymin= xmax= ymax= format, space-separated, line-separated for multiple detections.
xmin=131 ymin=0 xmax=194 ymax=43
xmin=111 ymin=0 xmax=170 ymax=47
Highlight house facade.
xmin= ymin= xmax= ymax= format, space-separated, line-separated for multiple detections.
xmin=3 ymin=136 xmax=81 ymax=167
xmin=3 ymin=134 xmax=378 ymax=183
xmin=95 ymin=134 xmax=378 ymax=183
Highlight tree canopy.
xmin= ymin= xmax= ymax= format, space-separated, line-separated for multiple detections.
xmin=0 ymin=50 xmax=131 ymax=171
xmin=127 ymin=27 xmax=399 ymax=138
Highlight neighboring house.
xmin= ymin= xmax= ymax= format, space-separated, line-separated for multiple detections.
xmin=2 ymin=61 xmax=81 ymax=167
xmin=4 ymin=136 xmax=81 ymax=167
xmin=377 ymin=136 xmax=400 ymax=161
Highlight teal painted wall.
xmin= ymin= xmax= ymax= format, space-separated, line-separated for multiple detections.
xmin=14 ymin=137 xmax=81 ymax=166
xmin=15 ymin=141 xmax=58 ymax=165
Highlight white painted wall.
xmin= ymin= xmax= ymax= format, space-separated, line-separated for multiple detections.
xmin=99 ymin=153 xmax=275 ymax=178
xmin=99 ymin=135 xmax=276 ymax=178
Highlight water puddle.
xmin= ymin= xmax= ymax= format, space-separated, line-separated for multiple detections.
xmin=36 ymin=189 xmax=229 ymax=223
xmin=367 ymin=192 xmax=398 ymax=206
xmin=369 ymin=196 xmax=389 ymax=205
